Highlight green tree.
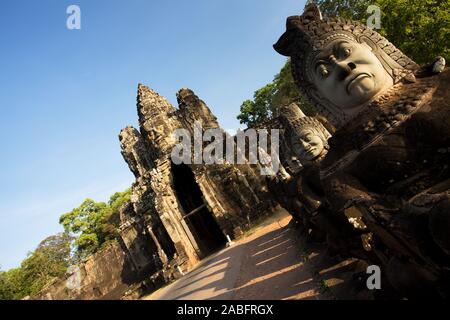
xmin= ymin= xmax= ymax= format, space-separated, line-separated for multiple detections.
xmin=317 ymin=0 xmax=450 ymax=63
xmin=0 ymin=270 xmax=13 ymax=300
xmin=0 ymin=233 xmax=73 ymax=300
xmin=0 ymin=268 xmax=23 ymax=300
xmin=237 ymin=60 xmax=315 ymax=127
xmin=59 ymin=188 xmax=131 ymax=260
xmin=59 ymin=199 xmax=113 ymax=260
xmin=108 ymin=189 xmax=133 ymax=225
xmin=272 ymin=60 xmax=316 ymax=117
xmin=316 ymin=0 xmax=370 ymax=20
xmin=237 ymin=84 xmax=276 ymax=127
xmin=20 ymin=232 xmax=73 ymax=298
xmin=375 ymin=0 xmax=450 ymax=64
xmin=0 ymin=189 xmax=131 ymax=300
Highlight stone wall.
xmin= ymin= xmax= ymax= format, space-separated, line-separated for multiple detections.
xmin=33 ymin=242 xmax=140 ymax=300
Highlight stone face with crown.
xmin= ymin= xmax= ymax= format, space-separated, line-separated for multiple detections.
xmin=274 ymin=4 xmax=418 ymax=128
xmin=275 ymin=4 xmax=450 ymax=298
xmin=280 ymin=103 xmax=332 ymax=168
xmin=267 ymin=103 xmax=337 ymax=242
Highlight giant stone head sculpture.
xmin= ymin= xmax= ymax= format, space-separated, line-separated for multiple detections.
xmin=274 ymin=4 xmax=419 ymax=129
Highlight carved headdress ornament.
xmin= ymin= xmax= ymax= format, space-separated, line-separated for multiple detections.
xmin=274 ymin=3 xmax=419 ymax=127
xmin=280 ymin=103 xmax=331 ymax=141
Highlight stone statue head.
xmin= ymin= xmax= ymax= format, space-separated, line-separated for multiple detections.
xmin=291 ymin=126 xmax=326 ymax=162
xmin=280 ymin=103 xmax=332 ymax=166
xmin=274 ymin=4 xmax=419 ymax=129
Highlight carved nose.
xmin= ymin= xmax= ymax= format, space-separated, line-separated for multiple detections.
xmin=330 ymin=55 xmax=353 ymax=81
xmin=336 ymin=63 xmax=353 ymax=81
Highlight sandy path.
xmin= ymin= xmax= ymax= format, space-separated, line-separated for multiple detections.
xmin=143 ymin=209 xmax=372 ymax=300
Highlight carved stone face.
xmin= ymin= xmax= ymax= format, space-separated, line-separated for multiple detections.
xmin=291 ymin=129 xmax=325 ymax=162
xmin=310 ymin=39 xmax=393 ymax=109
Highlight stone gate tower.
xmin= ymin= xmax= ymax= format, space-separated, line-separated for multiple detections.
xmin=118 ymin=85 xmax=274 ymax=278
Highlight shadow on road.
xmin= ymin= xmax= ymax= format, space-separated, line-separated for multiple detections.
xmin=147 ymin=214 xmax=372 ymax=300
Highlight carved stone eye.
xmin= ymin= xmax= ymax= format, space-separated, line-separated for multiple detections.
xmin=319 ymin=65 xmax=329 ymax=78
xmin=342 ymin=48 xmax=351 ymax=58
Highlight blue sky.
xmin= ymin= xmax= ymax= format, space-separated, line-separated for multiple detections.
xmin=0 ymin=0 xmax=306 ymax=270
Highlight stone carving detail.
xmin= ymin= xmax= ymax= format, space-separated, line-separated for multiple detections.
xmin=176 ymin=88 xmax=219 ymax=130
xmin=119 ymin=126 xmax=153 ymax=179
xmin=280 ymin=103 xmax=332 ymax=167
xmin=267 ymin=103 xmax=335 ymax=242
xmin=116 ymin=84 xmax=275 ymax=295
xmin=275 ymin=3 xmax=450 ymax=298
xmin=274 ymin=3 xmax=418 ymax=129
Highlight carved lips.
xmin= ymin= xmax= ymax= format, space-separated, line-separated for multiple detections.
xmin=346 ymin=72 xmax=372 ymax=94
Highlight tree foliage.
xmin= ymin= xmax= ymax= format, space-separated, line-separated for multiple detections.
xmin=237 ymin=84 xmax=276 ymax=127
xmin=316 ymin=0 xmax=370 ymax=20
xmin=0 ymin=269 xmax=22 ymax=300
xmin=237 ymin=0 xmax=450 ymax=126
xmin=59 ymin=188 xmax=131 ymax=261
xmin=318 ymin=0 xmax=450 ymax=64
xmin=0 ymin=188 xmax=131 ymax=300
xmin=375 ymin=0 xmax=450 ymax=64
xmin=237 ymin=60 xmax=316 ymax=127
xmin=0 ymin=233 xmax=73 ymax=300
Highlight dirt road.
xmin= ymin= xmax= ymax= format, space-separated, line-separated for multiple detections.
xmin=144 ymin=209 xmax=372 ymax=300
